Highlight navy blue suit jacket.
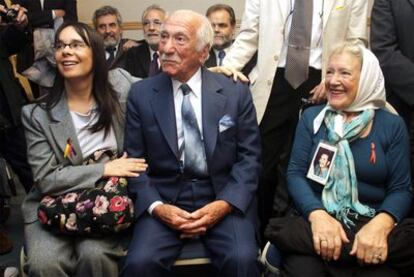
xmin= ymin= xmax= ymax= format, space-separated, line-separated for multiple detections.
xmin=124 ymin=68 xmax=261 ymax=219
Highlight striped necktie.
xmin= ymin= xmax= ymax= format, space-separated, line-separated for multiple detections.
xmin=180 ymin=84 xmax=208 ymax=177
xmin=284 ymin=0 xmax=313 ymax=89
xmin=149 ymin=52 xmax=160 ymax=76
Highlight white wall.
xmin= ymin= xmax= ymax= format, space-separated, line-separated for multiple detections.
xmin=78 ymin=0 xmax=246 ymax=40
xmin=78 ymin=0 xmax=375 ymax=41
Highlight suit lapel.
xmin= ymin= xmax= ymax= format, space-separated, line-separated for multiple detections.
xmin=38 ymin=0 xmax=44 ymax=10
xmin=201 ymin=68 xmax=226 ymax=163
xmin=150 ymin=74 xmax=179 ymax=159
xmin=408 ymin=0 xmax=414 ymax=8
xmin=116 ymin=40 xmax=125 ymax=60
xmin=204 ymin=49 xmax=217 ymax=68
xmin=141 ymin=42 xmax=151 ymax=76
xmin=323 ymin=0 xmax=336 ymax=27
xmin=49 ymin=96 xmax=83 ymax=165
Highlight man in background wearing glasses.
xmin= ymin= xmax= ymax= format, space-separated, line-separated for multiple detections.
xmin=123 ymin=5 xmax=166 ymax=78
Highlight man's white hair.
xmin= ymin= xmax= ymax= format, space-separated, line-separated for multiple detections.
xmin=169 ymin=10 xmax=213 ymax=51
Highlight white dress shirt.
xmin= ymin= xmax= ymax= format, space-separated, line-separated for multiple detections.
xmin=213 ymin=47 xmax=230 ymax=66
xmin=172 ymin=67 xmax=203 ymax=153
xmin=148 ymin=68 xmax=203 ymax=215
xmin=149 ymin=47 xmax=161 ymax=68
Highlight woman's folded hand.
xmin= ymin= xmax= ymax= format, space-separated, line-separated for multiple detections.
xmin=103 ymin=152 xmax=147 ymax=177
xmin=309 ymin=210 xmax=350 ymax=261
xmin=350 ymin=212 xmax=395 ymax=265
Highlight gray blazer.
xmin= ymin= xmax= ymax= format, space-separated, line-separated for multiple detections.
xmin=21 ymin=68 xmax=139 ymax=223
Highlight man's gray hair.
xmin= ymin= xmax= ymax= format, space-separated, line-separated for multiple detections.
xmin=92 ymin=5 xmax=122 ymax=29
xmin=166 ymin=10 xmax=213 ymax=52
xmin=141 ymin=4 xmax=166 ymax=22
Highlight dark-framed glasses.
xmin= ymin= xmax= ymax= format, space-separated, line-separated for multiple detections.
xmin=142 ymin=19 xmax=163 ymax=27
xmin=54 ymin=41 xmax=88 ymax=52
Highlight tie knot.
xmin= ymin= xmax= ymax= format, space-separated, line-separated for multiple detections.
xmin=218 ymin=50 xmax=226 ymax=59
xmin=153 ymin=52 xmax=159 ymax=60
xmin=180 ymin=84 xmax=191 ymax=96
xmin=106 ymin=46 xmax=116 ymax=54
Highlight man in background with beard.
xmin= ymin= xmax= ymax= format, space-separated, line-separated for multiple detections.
xmin=93 ymin=5 xmax=137 ymax=69
xmin=123 ymin=4 xmax=166 ymax=78
xmin=204 ymin=4 xmax=256 ymax=77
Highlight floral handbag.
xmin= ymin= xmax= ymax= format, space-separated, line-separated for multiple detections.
xmin=37 ymin=150 xmax=135 ymax=236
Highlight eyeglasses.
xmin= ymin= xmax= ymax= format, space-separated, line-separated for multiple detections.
xmin=54 ymin=41 xmax=88 ymax=52
xmin=143 ymin=19 xmax=163 ymax=27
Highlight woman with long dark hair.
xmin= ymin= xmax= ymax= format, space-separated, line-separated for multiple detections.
xmin=21 ymin=22 xmax=146 ymax=277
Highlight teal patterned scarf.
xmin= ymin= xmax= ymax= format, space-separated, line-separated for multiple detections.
xmin=322 ymin=109 xmax=376 ymax=227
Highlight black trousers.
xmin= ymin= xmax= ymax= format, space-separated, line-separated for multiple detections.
xmin=258 ymin=67 xmax=321 ymax=239
xmin=0 ymin=126 xmax=33 ymax=192
xmin=266 ymin=215 xmax=414 ymax=277
xmin=283 ymin=255 xmax=399 ymax=277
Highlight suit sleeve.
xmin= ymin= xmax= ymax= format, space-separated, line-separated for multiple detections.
xmin=13 ymin=0 xmax=77 ymax=28
xmin=371 ymin=0 xmax=414 ymax=106
xmin=1 ymin=25 xmax=31 ymax=55
xmin=216 ymin=83 xmax=261 ymax=214
xmin=346 ymin=0 xmax=369 ymax=46
xmin=223 ymin=0 xmax=260 ymax=71
xmin=123 ymin=84 xmax=162 ymax=217
xmin=379 ymin=116 xmax=413 ymax=222
xmin=21 ymin=106 xmax=104 ymax=197
xmin=63 ymin=0 xmax=77 ymax=22
xmin=12 ymin=0 xmax=52 ymax=27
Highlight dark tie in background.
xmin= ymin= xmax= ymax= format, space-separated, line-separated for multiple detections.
xmin=284 ymin=0 xmax=313 ymax=89
xmin=218 ymin=50 xmax=226 ymax=66
xmin=180 ymin=84 xmax=208 ymax=177
xmin=149 ymin=52 xmax=160 ymax=76
xmin=106 ymin=46 xmax=116 ymax=66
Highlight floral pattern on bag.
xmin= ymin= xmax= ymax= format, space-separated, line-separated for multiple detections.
xmin=37 ymin=150 xmax=134 ymax=236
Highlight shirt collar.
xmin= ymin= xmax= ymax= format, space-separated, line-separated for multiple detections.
xmin=213 ymin=47 xmax=230 ymax=57
xmin=149 ymin=47 xmax=158 ymax=61
xmin=172 ymin=68 xmax=202 ymax=98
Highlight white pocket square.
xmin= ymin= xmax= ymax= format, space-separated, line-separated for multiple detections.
xmin=219 ymin=114 xmax=235 ymax=133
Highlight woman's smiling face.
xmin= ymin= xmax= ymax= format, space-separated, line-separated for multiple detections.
xmin=325 ymin=52 xmax=361 ymax=111
xmin=55 ymin=26 xmax=93 ymax=82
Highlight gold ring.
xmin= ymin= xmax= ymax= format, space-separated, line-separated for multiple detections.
xmin=373 ymin=255 xmax=382 ymax=262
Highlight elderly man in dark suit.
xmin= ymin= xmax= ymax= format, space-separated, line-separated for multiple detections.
xmin=121 ymin=9 xmax=261 ymax=277
xmin=123 ymin=5 xmax=166 ymax=78
xmin=371 ymin=0 xmax=414 ymax=176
